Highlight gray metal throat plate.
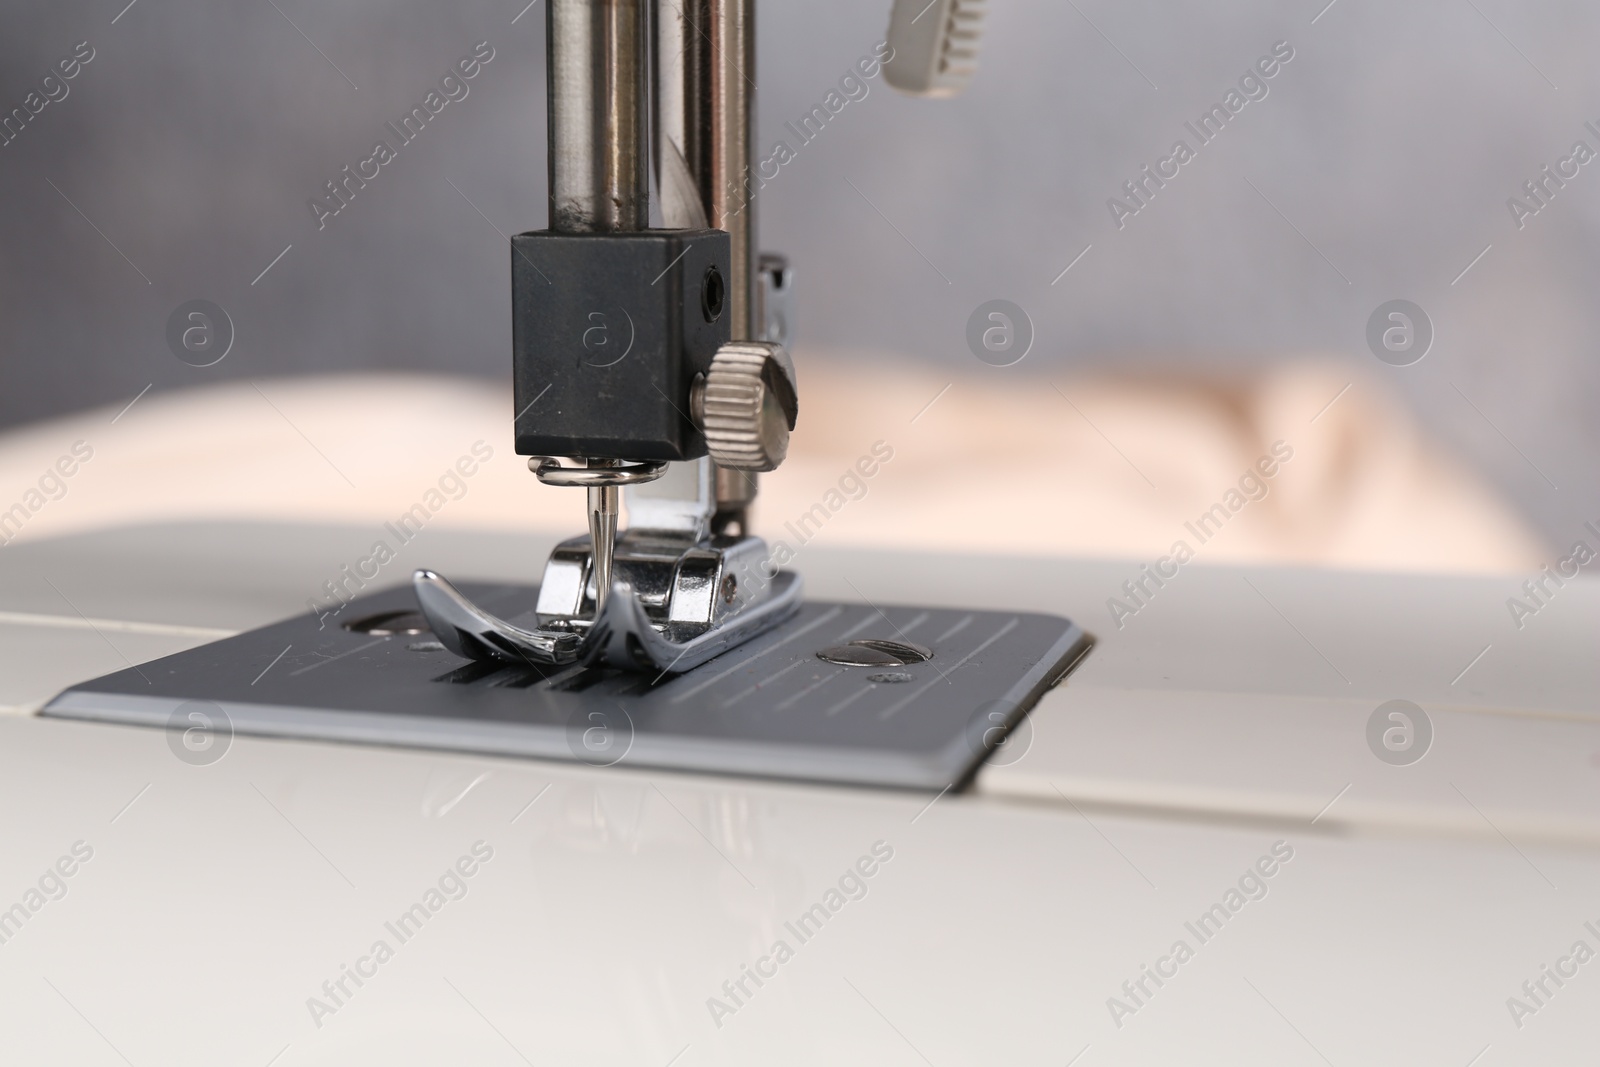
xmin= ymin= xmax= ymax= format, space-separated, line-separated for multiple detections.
xmin=41 ymin=583 xmax=1093 ymax=790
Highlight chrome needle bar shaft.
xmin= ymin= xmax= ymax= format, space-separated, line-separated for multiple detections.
xmin=587 ymin=460 xmax=621 ymax=615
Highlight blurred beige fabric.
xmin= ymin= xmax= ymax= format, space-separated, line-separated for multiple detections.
xmin=0 ymin=360 xmax=1547 ymax=573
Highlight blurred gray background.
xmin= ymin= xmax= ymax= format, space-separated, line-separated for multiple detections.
xmin=0 ymin=0 xmax=1594 ymax=545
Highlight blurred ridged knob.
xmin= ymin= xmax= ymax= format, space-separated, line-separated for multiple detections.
xmin=693 ymin=341 xmax=799 ymax=472
xmin=885 ymin=0 xmax=987 ymax=98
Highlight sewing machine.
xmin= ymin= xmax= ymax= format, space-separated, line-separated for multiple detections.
xmin=6 ymin=2 xmax=1600 ymax=1063
xmin=42 ymin=0 xmax=1090 ymax=792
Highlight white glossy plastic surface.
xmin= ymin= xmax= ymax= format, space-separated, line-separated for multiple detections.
xmin=1 ymin=524 xmax=1595 ymax=1064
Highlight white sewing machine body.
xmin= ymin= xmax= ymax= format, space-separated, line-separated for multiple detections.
xmin=2 ymin=521 xmax=1595 ymax=1064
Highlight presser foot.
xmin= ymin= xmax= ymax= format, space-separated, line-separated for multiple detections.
xmin=412 ymin=530 xmax=804 ymax=675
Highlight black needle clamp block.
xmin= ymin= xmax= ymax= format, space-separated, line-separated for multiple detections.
xmin=511 ymin=228 xmax=731 ymax=462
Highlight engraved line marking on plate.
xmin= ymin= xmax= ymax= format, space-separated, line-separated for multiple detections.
xmin=775 ymin=668 xmax=847 ymax=712
xmin=825 ymin=684 xmax=877 ymax=717
xmin=835 ymin=610 xmax=881 ymax=642
xmin=879 ymin=617 xmax=1020 ymax=720
xmin=720 ymin=659 xmax=809 ymax=709
xmin=668 ymin=607 xmax=844 ymax=704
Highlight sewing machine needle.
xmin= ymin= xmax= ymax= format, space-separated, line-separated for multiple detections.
xmin=588 ymin=480 xmax=619 ymax=616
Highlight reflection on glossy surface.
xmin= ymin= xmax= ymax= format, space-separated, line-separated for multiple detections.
xmin=5 ymin=712 xmax=1600 ymax=1064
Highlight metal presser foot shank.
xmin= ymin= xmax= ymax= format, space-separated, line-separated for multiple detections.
xmin=413 ymin=458 xmax=803 ymax=676
xmin=413 ymin=568 xmax=802 ymax=675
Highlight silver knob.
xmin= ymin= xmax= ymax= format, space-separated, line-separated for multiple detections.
xmin=693 ymin=341 xmax=799 ymax=472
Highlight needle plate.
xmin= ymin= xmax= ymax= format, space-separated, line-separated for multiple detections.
xmin=42 ymin=582 xmax=1092 ymax=790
